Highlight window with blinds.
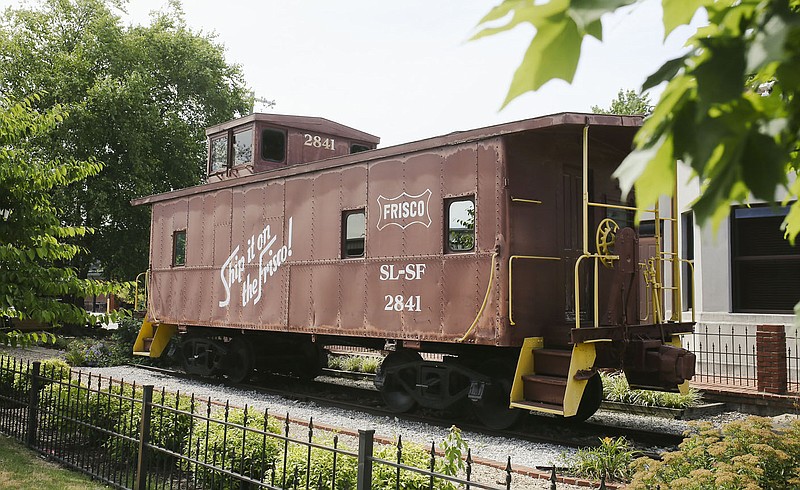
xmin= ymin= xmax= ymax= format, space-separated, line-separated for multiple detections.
xmin=731 ymin=204 xmax=800 ymax=313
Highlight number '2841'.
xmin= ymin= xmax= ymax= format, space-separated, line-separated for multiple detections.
xmin=384 ymin=295 xmax=421 ymax=312
xmin=303 ymin=133 xmax=335 ymax=150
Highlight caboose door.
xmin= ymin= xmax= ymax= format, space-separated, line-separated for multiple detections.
xmin=561 ymin=165 xmax=593 ymax=324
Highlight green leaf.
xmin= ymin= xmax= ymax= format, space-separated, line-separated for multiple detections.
xmin=784 ymin=181 xmax=800 ymax=245
xmin=503 ymin=16 xmax=582 ymax=106
xmin=569 ymin=0 xmax=636 ymax=39
xmin=662 ymin=0 xmax=708 ymax=39
xmin=642 ymin=55 xmax=687 ymax=91
xmin=692 ymin=37 xmax=746 ymax=105
xmin=746 ymin=10 xmax=791 ymax=73
xmin=614 ymin=133 xmax=674 ymax=203
xmin=472 ymin=0 xmax=563 ymax=41
xmin=741 ymin=132 xmax=788 ymax=201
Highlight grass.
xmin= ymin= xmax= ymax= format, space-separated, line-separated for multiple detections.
xmin=601 ymin=371 xmax=703 ymax=408
xmin=0 ymin=435 xmax=109 ymax=489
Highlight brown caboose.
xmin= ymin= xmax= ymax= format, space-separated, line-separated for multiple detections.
xmin=132 ymin=112 xmax=695 ymax=428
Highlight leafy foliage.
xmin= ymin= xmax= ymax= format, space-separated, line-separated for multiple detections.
xmin=0 ymin=0 xmax=253 ymax=279
xmin=562 ymin=436 xmax=635 ymax=483
xmin=0 ymin=330 xmax=56 ymax=348
xmin=601 ymin=371 xmax=703 ymax=409
xmin=592 ymin=89 xmax=653 ymax=116
xmin=327 ymin=354 xmax=381 ymax=374
xmin=475 ymin=0 xmax=800 ymax=242
xmin=629 ymin=417 xmax=800 ymax=489
xmin=0 ymin=95 xmax=123 ymax=328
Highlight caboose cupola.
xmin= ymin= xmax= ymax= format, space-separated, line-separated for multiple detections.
xmin=206 ymin=113 xmax=379 ymax=180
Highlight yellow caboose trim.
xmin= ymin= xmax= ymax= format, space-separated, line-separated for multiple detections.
xmin=510 ymin=337 xmax=543 ymax=404
xmin=562 ymin=341 xmax=600 ymax=417
xmin=133 ymin=314 xmax=177 ymax=358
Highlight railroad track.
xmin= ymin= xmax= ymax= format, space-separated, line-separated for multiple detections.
xmin=126 ymin=363 xmax=684 ymax=454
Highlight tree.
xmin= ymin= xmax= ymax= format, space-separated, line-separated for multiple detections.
xmin=0 ymin=95 xmax=119 ymax=333
xmin=0 ymin=0 xmax=253 ymax=280
xmin=474 ymin=0 xmax=800 ymax=242
xmin=591 ymin=89 xmax=652 ymax=116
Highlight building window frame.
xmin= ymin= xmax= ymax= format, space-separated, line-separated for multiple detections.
xmin=730 ymin=203 xmax=799 ymax=313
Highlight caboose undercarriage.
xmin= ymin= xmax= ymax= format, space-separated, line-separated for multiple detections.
xmin=134 ymin=319 xmax=694 ymax=429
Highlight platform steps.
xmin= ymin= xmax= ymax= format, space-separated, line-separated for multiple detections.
xmin=511 ymin=345 xmax=573 ymax=415
xmin=132 ymin=316 xmax=177 ymax=358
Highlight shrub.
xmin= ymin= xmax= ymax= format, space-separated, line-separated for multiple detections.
xmin=38 ymin=375 xmax=193 ymax=469
xmin=190 ymin=406 xmax=283 ymax=488
xmin=64 ymin=338 xmax=113 ymax=367
xmin=360 ymin=357 xmax=380 ymax=374
xmin=601 ymin=371 xmax=702 ymax=408
xmin=39 ymin=377 xmax=110 ymax=448
xmin=328 ymin=354 xmax=381 ymax=374
xmin=276 ymin=434 xmax=358 ymax=490
xmin=561 ymin=436 xmax=635 ymax=483
xmin=107 ymin=317 xmax=141 ymax=365
xmin=629 ymin=417 xmax=800 ymax=489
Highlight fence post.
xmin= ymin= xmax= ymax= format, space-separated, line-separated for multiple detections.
xmin=25 ymin=361 xmax=41 ymax=448
xmin=135 ymin=385 xmax=154 ymax=490
xmin=356 ymin=429 xmax=374 ymax=490
xmin=756 ymin=325 xmax=787 ymax=394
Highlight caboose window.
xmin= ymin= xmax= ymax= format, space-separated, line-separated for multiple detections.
xmin=350 ymin=144 xmax=370 ymax=154
xmin=261 ymin=128 xmax=286 ymax=163
xmin=233 ymin=128 xmax=253 ymax=165
xmin=209 ymin=136 xmax=227 ymax=173
xmin=342 ymin=210 xmax=366 ymax=258
xmin=172 ymin=230 xmax=186 ymax=267
xmin=446 ymin=198 xmax=475 ymax=253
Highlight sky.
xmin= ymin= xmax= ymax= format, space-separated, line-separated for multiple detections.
xmin=1 ymin=0 xmax=702 ymax=147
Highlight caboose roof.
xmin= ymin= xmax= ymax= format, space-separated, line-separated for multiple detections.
xmin=205 ymin=113 xmax=381 ymax=144
xmin=132 ymin=111 xmax=641 ymax=206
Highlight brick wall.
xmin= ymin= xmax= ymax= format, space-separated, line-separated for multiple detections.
xmin=756 ymin=324 xmax=787 ymax=394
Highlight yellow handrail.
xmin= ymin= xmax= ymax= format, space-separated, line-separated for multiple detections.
xmin=511 ymin=197 xmax=543 ymax=204
xmin=508 ymin=255 xmax=561 ymax=326
xmin=573 ymin=254 xmax=619 ymax=329
xmin=459 ymin=253 xmax=498 ymax=342
xmin=134 ymin=270 xmax=149 ymax=312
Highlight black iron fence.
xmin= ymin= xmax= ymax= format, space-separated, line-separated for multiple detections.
xmin=683 ymin=323 xmax=800 ymax=393
xmin=0 ymin=356 xmax=515 ymax=489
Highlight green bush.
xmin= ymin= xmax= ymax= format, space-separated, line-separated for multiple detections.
xmin=601 ymin=371 xmax=702 ymax=409
xmin=629 ymin=417 xmax=800 ymax=489
xmin=39 ymin=378 xmax=110 ymax=448
xmin=38 ymin=376 xmax=193 ymax=469
xmin=327 ymin=355 xmax=381 ymax=374
xmin=190 ymin=407 xmax=284 ymax=488
xmin=561 ymin=436 xmax=635 ymax=483
xmin=64 ymin=338 xmax=113 ymax=367
xmin=276 ymin=434 xmax=358 ymax=490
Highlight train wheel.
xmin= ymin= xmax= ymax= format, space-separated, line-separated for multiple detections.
xmin=294 ymin=342 xmax=327 ymax=380
xmin=471 ymin=359 xmax=522 ymax=430
xmin=221 ymin=337 xmax=253 ymax=384
xmin=181 ymin=336 xmax=221 ymax=377
xmin=377 ymin=351 xmax=421 ymax=413
xmin=565 ymin=373 xmax=603 ymax=422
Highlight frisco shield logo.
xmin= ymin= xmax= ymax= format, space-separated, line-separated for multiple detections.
xmin=376 ymin=189 xmax=432 ymax=230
